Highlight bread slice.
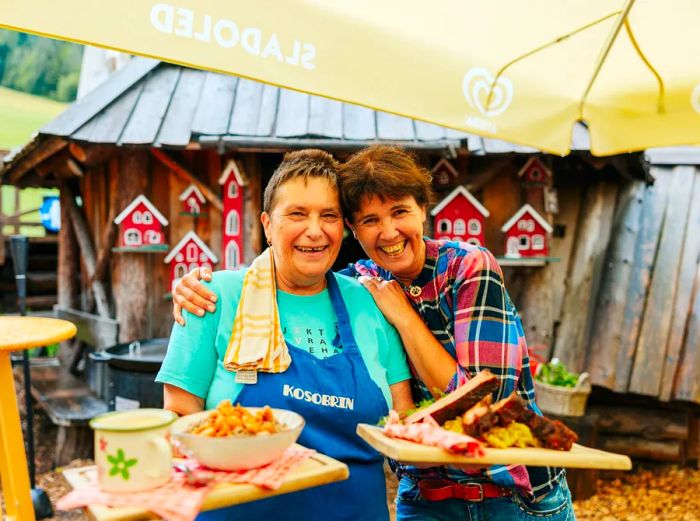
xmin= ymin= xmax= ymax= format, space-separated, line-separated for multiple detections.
xmin=405 ymin=370 xmax=499 ymax=425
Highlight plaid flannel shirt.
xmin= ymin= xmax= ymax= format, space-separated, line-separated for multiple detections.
xmin=342 ymin=238 xmax=565 ymax=499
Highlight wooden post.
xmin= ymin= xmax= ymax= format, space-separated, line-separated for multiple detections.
xmin=241 ymin=154 xmax=262 ymax=263
xmin=62 ymin=182 xmax=111 ymax=318
xmin=58 ymin=187 xmax=80 ymax=310
xmin=111 ymin=149 xmax=150 ymax=342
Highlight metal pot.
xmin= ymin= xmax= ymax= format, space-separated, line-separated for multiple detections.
xmin=99 ymin=338 xmax=169 ymax=411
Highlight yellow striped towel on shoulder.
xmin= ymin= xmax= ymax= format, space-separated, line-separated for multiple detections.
xmin=223 ymin=248 xmax=291 ymax=373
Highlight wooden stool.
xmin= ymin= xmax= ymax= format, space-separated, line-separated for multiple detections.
xmin=0 ymin=317 xmax=76 ymax=521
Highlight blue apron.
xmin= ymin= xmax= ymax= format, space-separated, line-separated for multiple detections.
xmin=198 ymin=272 xmax=390 ymax=521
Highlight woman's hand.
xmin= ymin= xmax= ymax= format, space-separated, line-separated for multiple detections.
xmin=173 ymin=267 xmax=217 ymax=326
xmin=358 ymin=277 xmax=415 ymax=329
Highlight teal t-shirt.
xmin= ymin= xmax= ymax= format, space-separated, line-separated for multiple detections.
xmin=156 ymin=270 xmax=411 ymax=410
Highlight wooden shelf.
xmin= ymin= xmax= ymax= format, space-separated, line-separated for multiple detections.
xmin=496 ymin=256 xmax=559 ymax=267
xmin=111 ymin=245 xmax=169 ymax=253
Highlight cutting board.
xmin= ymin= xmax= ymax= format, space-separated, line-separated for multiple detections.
xmin=62 ymin=446 xmax=349 ymax=521
xmin=357 ymin=424 xmax=632 ymax=470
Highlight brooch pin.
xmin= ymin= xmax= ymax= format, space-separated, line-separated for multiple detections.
xmin=408 ymin=285 xmax=422 ymax=297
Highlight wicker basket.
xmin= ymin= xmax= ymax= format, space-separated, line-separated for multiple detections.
xmin=533 ymin=372 xmax=591 ymax=417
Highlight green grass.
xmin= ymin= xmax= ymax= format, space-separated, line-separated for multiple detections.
xmin=0 ymin=86 xmax=67 ymax=149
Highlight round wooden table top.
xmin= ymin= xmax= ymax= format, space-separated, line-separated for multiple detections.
xmin=0 ymin=316 xmax=77 ymax=352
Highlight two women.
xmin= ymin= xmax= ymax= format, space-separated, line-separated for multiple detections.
xmin=157 ymin=149 xmax=413 ymax=521
xmin=172 ymin=146 xmax=575 ymax=520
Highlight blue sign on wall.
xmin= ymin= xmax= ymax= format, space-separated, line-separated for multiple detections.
xmin=40 ymin=195 xmax=60 ymax=233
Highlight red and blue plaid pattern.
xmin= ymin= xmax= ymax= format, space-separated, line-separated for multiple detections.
xmin=343 ymin=238 xmax=565 ymax=498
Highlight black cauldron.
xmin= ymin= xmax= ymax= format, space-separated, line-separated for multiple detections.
xmin=89 ymin=338 xmax=169 ymax=411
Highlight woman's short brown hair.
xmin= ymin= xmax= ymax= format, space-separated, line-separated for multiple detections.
xmin=263 ymin=149 xmax=340 ymax=213
xmin=339 ymin=145 xmax=433 ymax=221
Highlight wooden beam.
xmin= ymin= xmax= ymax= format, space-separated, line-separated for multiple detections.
xmin=589 ymin=405 xmax=689 ymax=440
xmin=68 ymin=143 xmax=115 ymax=168
xmin=150 ymin=148 xmax=223 ymax=212
xmin=7 ymin=137 xmax=68 ymax=184
xmin=92 ymin=159 xmax=119 ymax=284
xmin=598 ymin=435 xmax=685 ymax=463
xmin=61 ymin=182 xmax=111 ymax=318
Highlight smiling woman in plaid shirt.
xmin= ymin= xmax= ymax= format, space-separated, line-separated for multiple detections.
xmin=172 ymin=145 xmax=575 ymax=521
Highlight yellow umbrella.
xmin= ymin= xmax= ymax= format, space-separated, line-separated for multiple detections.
xmin=1 ymin=0 xmax=699 ymax=156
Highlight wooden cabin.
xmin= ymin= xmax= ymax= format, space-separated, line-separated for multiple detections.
xmin=1 ymin=57 xmax=698 ymax=468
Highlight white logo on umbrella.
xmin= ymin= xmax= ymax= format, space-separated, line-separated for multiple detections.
xmin=691 ymin=83 xmax=700 ymax=114
xmin=462 ymin=68 xmax=513 ymax=117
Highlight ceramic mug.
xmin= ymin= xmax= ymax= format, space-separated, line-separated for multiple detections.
xmin=90 ymin=408 xmax=177 ymax=492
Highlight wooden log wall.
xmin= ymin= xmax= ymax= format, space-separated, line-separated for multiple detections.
xmin=74 ymin=147 xmax=265 ymax=343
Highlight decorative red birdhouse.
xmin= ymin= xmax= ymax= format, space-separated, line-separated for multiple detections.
xmin=113 ymin=194 xmax=168 ymax=249
xmin=219 ymin=159 xmax=247 ymax=269
xmin=501 ymin=204 xmax=553 ymax=258
xmin=517 ymin=157 xmax=552 ymax=185
xmin=431 ymin=158 xmax=459 ymax=188
xmin=164 ymin=231 xmax=218 ymax=294
xmin=179 ymin=184 xmax=207 ymax=215
xmin=430 ymin=186 xmax=490 ymax=246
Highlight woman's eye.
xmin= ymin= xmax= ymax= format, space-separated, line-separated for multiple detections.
xmin=361 ymin=218 xmax=377 ymax=226
xmin=323 ymin=213 xmax=340 ymax=221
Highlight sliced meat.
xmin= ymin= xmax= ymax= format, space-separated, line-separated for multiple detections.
xmin=461 ymin=396 xmax=494 ymax=437
xmin=406 ymin=370 xmax=499 ymax=425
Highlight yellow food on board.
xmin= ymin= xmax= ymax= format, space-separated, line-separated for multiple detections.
xmin=188 ymin=400 xmax=284 ymax=437
xmin=482 ymin=422 xmax=539 ymax=449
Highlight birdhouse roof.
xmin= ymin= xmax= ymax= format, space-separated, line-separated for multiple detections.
xmin=218 ymin=159 xmax=247 ymax=187
xmin=430 ymin=185 xmax=490 ymax=218
xmin=114 ymin=194 xmax=169 ymax=225
xmin=431 ymin=158 xmax=459 ymax=178
xmin=178 ymin=184 xmax=206 ymax=203
xmin=500 ymin=204 xmax=553 ymax=233
xmin=516 ymin=156 xmax=551 ymax=179
xmin=164 ymin=231 xmax=219 ymax=264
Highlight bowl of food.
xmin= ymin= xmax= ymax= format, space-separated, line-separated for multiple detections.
xmin=171 ymin=400 xmax=305 ymax=470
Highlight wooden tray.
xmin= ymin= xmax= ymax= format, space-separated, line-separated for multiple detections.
xmin=357 ymin=424 xmax=632 ymax=470
xmin=62 ymin=446 xmax=348 ymax=521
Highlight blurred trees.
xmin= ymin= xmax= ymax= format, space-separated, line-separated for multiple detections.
xmin=0 ymin=29 xmax=83 ymax=102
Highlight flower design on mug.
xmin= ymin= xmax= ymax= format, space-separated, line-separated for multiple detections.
xmin=107 ymin=448 xmax=138 ymax=480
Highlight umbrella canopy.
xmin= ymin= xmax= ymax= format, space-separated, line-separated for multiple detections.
xmin=1 ymin=0 xmax=699 ymax=156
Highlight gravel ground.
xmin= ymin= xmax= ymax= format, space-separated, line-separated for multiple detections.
xmin=3 ymin=378 xmax=699 ymax=520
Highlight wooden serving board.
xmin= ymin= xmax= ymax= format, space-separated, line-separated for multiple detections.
xmin=357 ymin=424 xmax=632 ymax=470
xmin=62 ymin=446 xmax=348 ymax=521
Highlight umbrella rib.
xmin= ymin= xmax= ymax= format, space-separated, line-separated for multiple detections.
xmin=578 ymin=0 xmax=637 ymax=119
xmin=485 ymin=11 xmax=622 ymax=112
xmin=624 ymin=18 xmax=665 ymax=113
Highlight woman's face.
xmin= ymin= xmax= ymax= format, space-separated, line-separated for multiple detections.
xmin=350 ymin=194 xmax=427 ymax=282
xmin=261 ymin=177 xmax=344 ymax=294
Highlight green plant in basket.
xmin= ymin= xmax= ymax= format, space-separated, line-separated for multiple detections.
xmin=535 ymin=358 xmax=579 ymax=388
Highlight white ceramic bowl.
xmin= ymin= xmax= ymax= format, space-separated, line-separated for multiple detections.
xmin=170 ymin=407 xmax=304 ymax=471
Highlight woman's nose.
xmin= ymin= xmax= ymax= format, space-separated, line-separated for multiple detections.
xmin=306 ymin=216 xmax=323 ymax=237
xmin=379 ymin=218 xmax=399 ymax=239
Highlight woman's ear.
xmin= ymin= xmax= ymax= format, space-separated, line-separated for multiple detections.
xmin=345 ymin=218 xmax=357 ymax=238
xmin=420 ymin=205 xmax=427 ymax=223
xmin=261 ymin=212 xmax=272 ymax=245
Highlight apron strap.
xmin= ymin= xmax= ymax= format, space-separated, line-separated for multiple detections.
xmin=325 ymin=272 xmax=360 ymax=354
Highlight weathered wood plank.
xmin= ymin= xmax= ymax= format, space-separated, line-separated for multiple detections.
xmin=629 ymin=166 xmax=695 ymax=396
xmin=613 ymin=169 xmax=672 ymax=392
xmin=156 ymin=68 xmax=205 ymax=147
xmin=552 ymin=180 xmax=618 ymax=373
xmin=276 ymin=88 xmax=310 ymax=137
xmin=191 ymin=73 xmax=237 ymax=136
xmin=229 ymin=78 xmax=264 ymax=136
xmin=674 ymin=261 xmax=700 ymax=403
xmin=343 ymin=104 xmax=376 ymax=140
xmin=549 ymin=177 xmax=583 ymax=341
xmin=661 ymin=169 xmax=700 ymax=401
xmin=42 ymin=57 xmax=159 ymax=136
xmin=481 ymin=161 xmax=520 ymax=257
xmin=586 ymin=181 xmax=645 ymax=388
xmin=241 ymin=154 xmax=262 ymax=263
xmin=376 ymin=112 xmax=414 ymax=140
xmin=255 ymin=85 xmax=280 ymax=136
xmin=414 ymin=121 xmax=446 ymax=141
xmin=58 ymin=188 xmax=80 ymax=311
xmin=308 ymin=97 xmax=343 ymax=139
xmin=589 ymin=405 xmax=689 ymax=440
xmin=76 ymin=82 xmax=145 ymax=144
xmin=120 ymin=67 xmax=181 ymax=145
xmin=598 ymin=435 xmax=684 ymax=463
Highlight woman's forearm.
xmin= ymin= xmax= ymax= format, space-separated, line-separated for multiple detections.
xmin=163 ymin=383 xmax=205 ymax=416
xmin=394 ymin=311 xmax=457 ymax=396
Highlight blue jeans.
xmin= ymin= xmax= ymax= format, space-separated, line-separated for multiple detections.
xmin=396 ymin=476 xmax=576 ymax=521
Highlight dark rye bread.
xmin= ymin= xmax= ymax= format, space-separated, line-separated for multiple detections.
xmin=405 ymin=370 xmax=499 ymax=425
